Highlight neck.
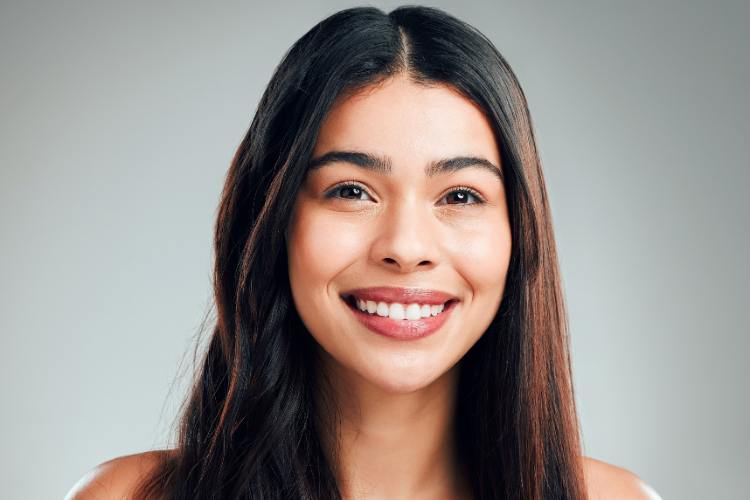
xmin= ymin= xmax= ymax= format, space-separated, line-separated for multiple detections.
xmin=315 ymin=353 xmax=469 ymax=500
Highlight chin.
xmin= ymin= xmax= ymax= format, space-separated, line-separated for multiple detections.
xmin=368 ymin=373 xmax=435 ymax=395
xmin=354 ymin=354 xmax=456 ymax=395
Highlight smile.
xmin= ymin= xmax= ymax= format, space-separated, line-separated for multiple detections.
xmin=341 ymin=293 xmax=459 ymax=340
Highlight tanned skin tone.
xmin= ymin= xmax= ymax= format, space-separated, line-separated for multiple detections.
xmin=286 ymin=73 xmax=510 ymax=500
xmin=66 ymin=74 xmax=662 ymax=500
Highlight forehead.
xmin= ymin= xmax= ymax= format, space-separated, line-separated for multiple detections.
xmin=312 ymin=75 xmax=501 ymax=167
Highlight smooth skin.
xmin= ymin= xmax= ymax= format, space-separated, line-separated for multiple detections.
xmin=66 ymin=75 xmax=662 ymax=500
xmin=286 ymin=73 xmax=510 ymax=500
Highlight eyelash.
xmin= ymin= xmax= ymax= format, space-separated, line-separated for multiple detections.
xmin=324 ymin=181 xmax=486 ymax=206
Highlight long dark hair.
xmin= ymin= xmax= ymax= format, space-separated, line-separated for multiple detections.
xmin=137 ymin=5 xmax=586 ymax=499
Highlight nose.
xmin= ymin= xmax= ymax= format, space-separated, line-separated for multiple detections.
xmin=369 ymin=196 xmax=440 ymax=273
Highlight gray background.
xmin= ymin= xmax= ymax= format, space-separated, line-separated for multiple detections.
xmin=2 ymin=1 xmax=747 ymax=498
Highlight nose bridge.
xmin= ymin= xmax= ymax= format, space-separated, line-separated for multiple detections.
xmin=370 ymin=193 xmax=438 ymax=271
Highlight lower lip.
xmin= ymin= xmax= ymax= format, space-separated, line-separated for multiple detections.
xmin=342 ymin=296 xmax=458 ymax=340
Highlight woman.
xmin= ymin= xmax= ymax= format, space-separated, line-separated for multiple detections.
xmin=66 ymin=5 xmax=660 ymax=499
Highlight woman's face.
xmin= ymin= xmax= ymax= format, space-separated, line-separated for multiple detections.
xmin=286 ymin=74 xmax=512 ymax=394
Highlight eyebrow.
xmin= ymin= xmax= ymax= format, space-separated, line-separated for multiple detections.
xmin=307 ymin=150 xmax=503 ymax=181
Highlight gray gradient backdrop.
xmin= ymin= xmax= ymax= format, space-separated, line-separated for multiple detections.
xmin=2 ymin=1 xmax=748 ymax=498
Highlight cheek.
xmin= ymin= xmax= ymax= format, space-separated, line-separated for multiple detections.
xmin=287 ymin=203 xmax=366 ymax=302
xmin=447 ymin=214 xmax=512 ymax=310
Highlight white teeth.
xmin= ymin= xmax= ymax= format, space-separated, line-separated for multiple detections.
xmin=351 ymin=296 xmax=448 ymax=320
xmin=376 ymin=302 xmax=389 ymax=317
xmin=405 ymin=303 xmax=422 ymax=320
xmin=420 ymin=304 xmax=431 ymax=318
xmin=389 ymin=303 xmax=405 ymax=320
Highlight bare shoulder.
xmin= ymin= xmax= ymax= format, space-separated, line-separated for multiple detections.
xmin=64 ymin=450 xmax=171 ymax=500
xmin=582 ymin=456 xmax=662 ymax=500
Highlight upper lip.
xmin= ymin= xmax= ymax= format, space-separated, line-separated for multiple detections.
xmin=341 ymin=286 xmax=458 ymax=305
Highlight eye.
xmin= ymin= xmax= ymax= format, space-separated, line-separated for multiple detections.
xmin=324 ymin=182 xmax=374 ymax=201
xmin=439 ymin=186 xmax=486 ymax=206
xmin=324 ymin=183 xmax=485 ymax=206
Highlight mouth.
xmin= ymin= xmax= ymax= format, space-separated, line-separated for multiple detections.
xmin=341 ymin=293 xmax=459 ymax=314
xmin=339 ymin=286 xmax=459 ymax=306
xmin=339 ymin=293 xmax=459 ymax=340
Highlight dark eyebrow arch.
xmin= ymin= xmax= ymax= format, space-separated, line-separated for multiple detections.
xmin=307 ymin=150 xmax=503 ymax=181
